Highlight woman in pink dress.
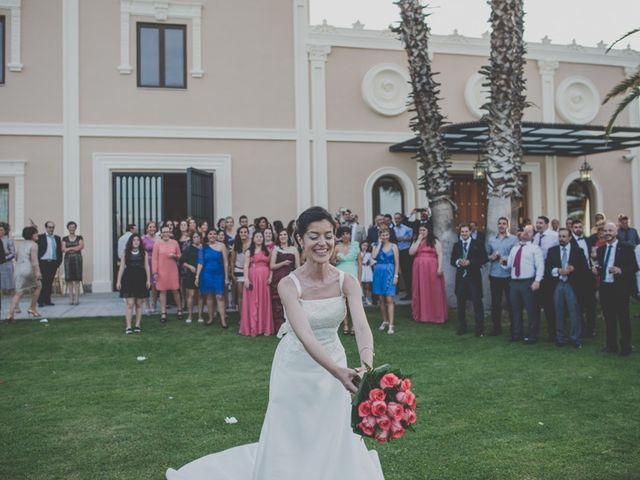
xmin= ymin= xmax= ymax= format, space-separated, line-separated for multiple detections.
xmin=152 ymin=225 xmax=183 ymax=322
xmin=240 ymin=231 xmax=273 ymax=336
xmin=409 ymin=224 xmax=447 ymax=323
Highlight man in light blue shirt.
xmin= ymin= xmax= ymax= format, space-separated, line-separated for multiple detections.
xmin=394 ymin=213 xmax=415 ymax=300
xmin=486 ymin=216 xmax=518 ymax=336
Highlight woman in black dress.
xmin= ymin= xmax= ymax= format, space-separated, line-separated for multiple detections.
xmin=116 ymin=234 xmax=150 ymax=335
xmin=62 ymin=221 xmax=84 ymax=305
xmin=180 ymin=231 xmax=203 ymax=324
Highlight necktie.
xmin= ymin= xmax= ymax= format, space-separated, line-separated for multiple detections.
xmin=603 ymin=244 xmax=612 ymax=282
xmin=538 ymin=233 xmax=544 ymax=246
xmin=514 ymin=244 xmax=524 ymax=278
xmin=463 ymin=241 xmax=468 ymax=258
xmin=561 ymin=246 xmax=568 ymax=282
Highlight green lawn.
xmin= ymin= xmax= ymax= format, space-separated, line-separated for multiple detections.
xmin=1 ymin=305 xmax=639 ymax=480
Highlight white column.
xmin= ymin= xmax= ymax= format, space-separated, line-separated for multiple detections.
xmin=538 ymin=60 xmax=559 ymax=219
xmin=117 ymin=2 xmax=132 ymax=73
xmin=625 ymin=66 xmax=640 ymax=228
xmin=63 ymin=0 xmax=81 ymax=229
xmin=7 ymin=0 xmax=23 ymax=71
xmin=190 ymin=13 xmax=204 ymax=77
xmin=293 ymin=0 xmax=312 ymax=212
xmin=308 ymin=44 xmax=331 ymax=208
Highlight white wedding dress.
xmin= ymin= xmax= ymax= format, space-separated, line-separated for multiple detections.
xmin=166 ymin=271 xmax=384 ymax=480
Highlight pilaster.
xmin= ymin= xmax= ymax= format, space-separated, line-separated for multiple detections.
xmin=538 ymin=60 xmax=560 ymax=219
xmin=308 ymin=44 xmax=331 ymax=208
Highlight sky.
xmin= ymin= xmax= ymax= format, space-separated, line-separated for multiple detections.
xmin=310 ymin=0 xmax=640 ymax=51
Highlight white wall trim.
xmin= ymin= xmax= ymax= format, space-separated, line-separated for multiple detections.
xmin=293 ymin=0 xmax=312 ymax=212
xmin=118 ymin=0 xmax=204 ymax=77
xmin=559 ymin=171 xmax=603 ymax=224
xmin=544 ymin=155 xmax=559 ymax=220
xmin=0 ymin=0 xmax=23 ymax=71
xmin=443 ymin=159 xmax=542 ymax=221
xmin=63 ymin=0 xmax=81 ymax=231
xmin=0 ymin=123 xmax=64 ymax=136
xmin=326 ymin=130 xmax=410 ymax=143
xmin=308 ymin=44 xmax=331 ymax=207
xmin=91 ymin=152 xmax=232 ymax=292
xmin=307 ymin=25 xmax=640 ymax=68
xmin=0 ymin=161 xmax=25 ymax=234
xmin=363 ymin=167 xmax=416 ymax=225
xmin=537 ymin=59 xmax=558 ymax=122
xmin=79 ymin=124 xmax=297 ymax=140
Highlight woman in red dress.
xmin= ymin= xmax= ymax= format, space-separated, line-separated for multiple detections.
xmin=240 ymin=231 xmax=273 ymax=336
xmin=269 ymin=229 xmax=300 ymax=332
xmin=409 ymin=224 xmax=447 ymax=323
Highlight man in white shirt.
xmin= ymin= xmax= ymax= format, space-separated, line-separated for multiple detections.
xmin=505 ymin=225 xmax=544 ymax=343
xmin=117 ymin=224 xmax=138 ymax=260
xmin=533 ymin=215 xmax=559 ymax=341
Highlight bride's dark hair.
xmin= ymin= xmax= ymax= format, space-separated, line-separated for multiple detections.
xmin=295 ymin=206 xmax=336 ymax=236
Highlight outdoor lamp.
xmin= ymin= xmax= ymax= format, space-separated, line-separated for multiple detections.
xmin=473 ymin=146 xmax=487 ymax=181
xmin=579 ymin=157 xmax=593 ymax=182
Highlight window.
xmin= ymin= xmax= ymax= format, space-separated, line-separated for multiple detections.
xmin=566 ymin=180 xmax=593 ymax=231
xmin=372 ymin=175 xmax=404 ymax=219
xmin=136 ymin=23 xmax=186 ymax=88
xmin=0 ymin=184 xmax=8 ymax=222
xmin=0 ymin=16 xmax=5 ymax=84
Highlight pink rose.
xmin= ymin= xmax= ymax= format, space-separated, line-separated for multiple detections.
xmin=380 ymin=373 xmax=401 ymax=389
xmin=363 ymin=415 xmax=377 ymax=429
xmin=358 ymin=401 xmax=372 ymax=417
xmin=400 ymin=378 xmax=412 ymax=392
xmin=395 ymin=391 xmax=406 ymax=404
xmin=358 ymin=421 xmax=374 ymax=437
xmin=371 ymin=400 xmax=387 ymax=417
xmin=391 ymin=424 xmax=405 ymax=439
xmin=377 ymin=416 xmax=392 ymax=431
xmin=402 ymin=408 xmax=417 ymax=426
xmin=403 ymin=390 xmax=416 ymax=408
xmin=368 ymin=388 xmax=386 ymax=402
xmin=374 ymin=429 xmax=389 ymax=444
xmin=386 ymin=402 xmax=404 ymax=421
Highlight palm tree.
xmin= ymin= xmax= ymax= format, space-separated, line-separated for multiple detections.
xmin=480 ymin=0 xmax=528 ymax=234
xmin=603 ymin=28 xmax=640 ymax=133
xmin=394 ymin=0 xmax=457 ymax=303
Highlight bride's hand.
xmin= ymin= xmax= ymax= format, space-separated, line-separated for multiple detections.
xmin=335 ymin=367 xmax=360 ymax=394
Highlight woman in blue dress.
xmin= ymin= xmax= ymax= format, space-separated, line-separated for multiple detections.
xmin=372 ymin=226 xmax=400 ymax=334
xmin=195 ymin=229 xmax=229 ymax=327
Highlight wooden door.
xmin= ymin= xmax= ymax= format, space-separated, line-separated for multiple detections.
xmin=451 ymin=174 xmax=487 ymax=231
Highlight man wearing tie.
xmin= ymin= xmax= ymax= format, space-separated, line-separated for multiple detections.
xmin=595 ymin=223 xmax=637 ymax=356
xmin=505 ymin=225 xmax=544 ymax=343
xmin=533 ymin=215 xmax=559 ymax=341
xmin=571 ymin=219 xmax=597 ymax=338
xmin=545 ymin=228 xmax=589 ymax=348
xmin=450 ymin=224 xmax=487 ymax=336
xmin=37 ymin=221 xmax=62 ymax=307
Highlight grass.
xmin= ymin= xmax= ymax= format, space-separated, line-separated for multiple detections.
xmin=1 ymin=305 xmax=639 ymax=480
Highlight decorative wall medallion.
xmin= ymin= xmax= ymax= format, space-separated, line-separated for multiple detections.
xmin=555 ymin=76 xmax=600 ymax=124
xmin=361 ymin=64 xmax=410 ymax=116
xmin=464 ymin=73 xmax=490 ymax=119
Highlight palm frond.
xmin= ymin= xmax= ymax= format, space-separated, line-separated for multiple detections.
xmin=605 ymin=88 xmax=640 ymax=134
xmin=606 ymin=28 xmax=640 ymax=53
xmin=603 ymin=69 xmax=640 ymax=104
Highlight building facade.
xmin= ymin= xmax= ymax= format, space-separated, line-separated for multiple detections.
xmin=1 ymin=0 xmax=639 ymax=291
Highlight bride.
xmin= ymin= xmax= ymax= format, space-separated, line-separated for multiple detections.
xmin=166 ymin=206 xmax=384 ymax=479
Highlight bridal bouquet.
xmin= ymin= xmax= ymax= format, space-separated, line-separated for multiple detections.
xmin=351 ymin=364 xmax=416 ymax=444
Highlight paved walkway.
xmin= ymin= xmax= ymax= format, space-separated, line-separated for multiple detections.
xmin=2 ymin=292 xmax=412 ymax=321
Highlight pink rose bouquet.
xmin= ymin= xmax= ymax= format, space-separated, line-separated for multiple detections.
xmin=351 ymin=364 xmax=417 ymax=444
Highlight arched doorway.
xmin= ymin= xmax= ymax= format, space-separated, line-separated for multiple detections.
xmin=372 ymin=175 xmax=405 ymax=219
xmin=566 ymin=179 xmax=594 ymax=231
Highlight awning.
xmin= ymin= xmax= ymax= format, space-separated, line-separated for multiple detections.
xmin=389 ymin=121 xmax=640 ymax=157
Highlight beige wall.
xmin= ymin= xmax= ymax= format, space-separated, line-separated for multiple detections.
xmin=0 ymin=136 xmax=64 ymax=228
xmin=79 ymin=0 xmax=295 ymax=128
xmin=79 ymin=137 xmax=296 ymax=283
xmin=0 ymin=1 xmax=63 ymax=123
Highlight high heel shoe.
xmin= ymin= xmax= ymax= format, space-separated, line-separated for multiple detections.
xmin=378 ymin=321 xmax=389 ymax=331
xmin=5 ymin=315 xmax=14 ymax=323
xmin=27 ymin=309 xmax=42 ymax=318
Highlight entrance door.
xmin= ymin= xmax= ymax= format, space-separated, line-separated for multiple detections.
xmin=187 ymin=167 xmax=214 ymax=226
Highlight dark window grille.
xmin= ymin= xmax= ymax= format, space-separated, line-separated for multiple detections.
xmin=136 ymin=22 xmax=186 ymax=89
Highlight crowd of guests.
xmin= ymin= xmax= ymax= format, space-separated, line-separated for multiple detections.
xmin=2 ymin=220 xmax=84 ymax=322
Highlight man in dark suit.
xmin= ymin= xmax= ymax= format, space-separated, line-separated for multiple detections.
xmin=545 ymin=228 xmax=589 ymax=348
xmin=451 ymin=224 xmax=488 ymax=336
xmin=469 ymin=221 xmax=486 ymax=246
xmin=37 ymin=220 xmax=62 ymax=307
xmin=366 ymin=214 xmax=397 ymax=245
xmin=595 ymin=222 xmax=638 ymax=356
xmin=570 ymin=219 xmax=597 ymax=337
